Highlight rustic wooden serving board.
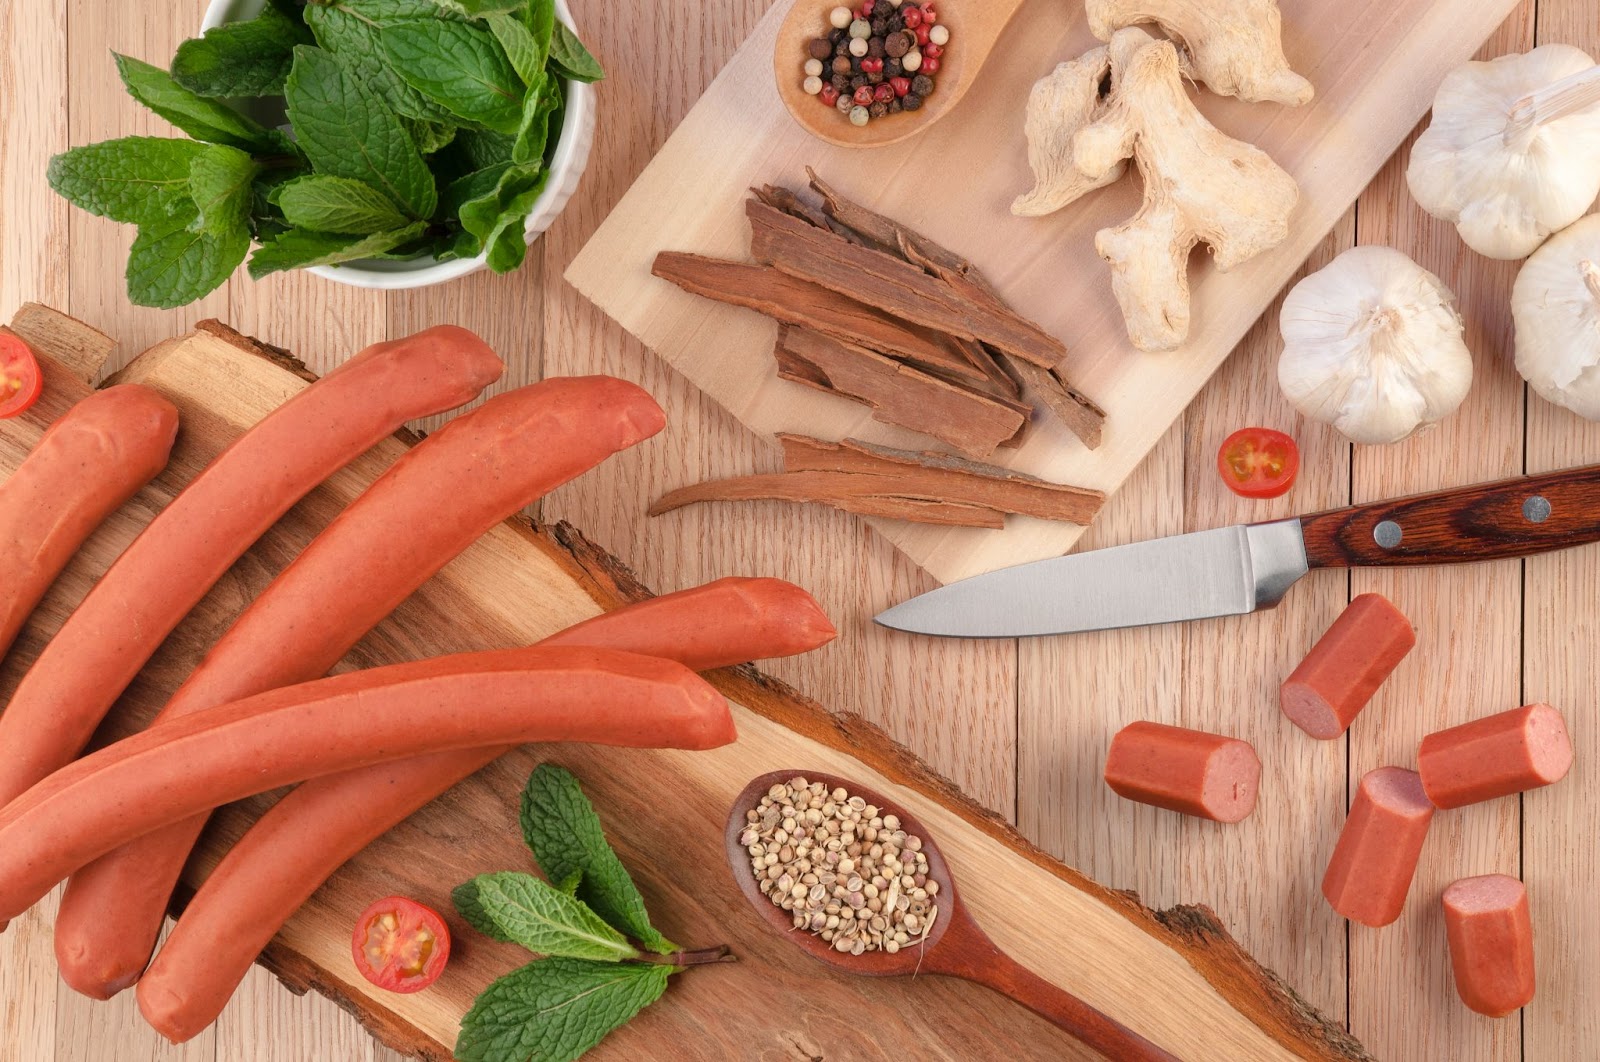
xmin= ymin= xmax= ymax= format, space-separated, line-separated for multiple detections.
xmin=566 ymin=0 xmax=1523 ymax=584
xmin=0 ymin=304 xmax=1368 ymax=1060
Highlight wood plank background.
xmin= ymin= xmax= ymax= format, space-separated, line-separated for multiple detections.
xmin=0 ymin=0 xmax=1594 ymax=1059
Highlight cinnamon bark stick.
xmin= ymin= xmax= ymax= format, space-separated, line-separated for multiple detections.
xmin=651 ymin=252 xmax=984 ymax=383
xmin=775 ymin=327 xmax=1026 ymax=460
xmin=747 ymin=199 xmax=1069 ymax=370
xmin=648 ymin=434 xmax=1105 ymax=529
xmin=999 ymin=352 xmax=1108 ymax=451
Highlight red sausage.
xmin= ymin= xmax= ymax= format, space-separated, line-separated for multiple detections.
xmin=54 ymin=376 xmax=665 ymax=999
xmin=1103 ymin=722 xmax=1261 ymax=823
xmin=1442 ymin=874 xmax=1535 ymax=1017
xmin=0 ymin=385 xmax=178 ymax=660
xmin=1321 ymin=767 xmax=1434 ymax=927
xmin=1418 ymin=703 xmax=1573 ymax=810
xmin=0 ymin=646 xmax=732 ymax=925
xmin=138 ymin=577 xmax=836 ymax=1043
xmin=1281 ymin=593 xmax=1415 ymax=739
xmin=0 ymin=327 xmax=502 ymax=811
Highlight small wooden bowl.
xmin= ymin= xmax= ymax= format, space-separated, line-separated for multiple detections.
xmin=771 ymin=0 xmax=1020 ymax=149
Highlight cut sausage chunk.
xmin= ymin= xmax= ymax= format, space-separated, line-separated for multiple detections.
xmin=1322 ymin=767 xmax=1434 ymax=926
xmin=1419 ymin=703 xmax=1573 ymax=810
xmin=1281 ymin=593 xmax=1415 ymax=739
xmin=1103 ymin=722 xmax=1261 ymax=823
xmin=1443 ymin=874 xmax=1534 ymax=1017
xmin=1321 ymin=767 xmax=1434 ymax=927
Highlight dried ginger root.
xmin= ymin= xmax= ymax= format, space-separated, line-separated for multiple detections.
xmin=1076 ymin=28 xmax=1299 ymax=351
xmin=1012 ymin=46 xmax=1123 ymax=217
xmin=1085 ymin=0 xmax=1314 ymax=106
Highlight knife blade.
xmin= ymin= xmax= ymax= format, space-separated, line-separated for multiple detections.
xmin=875 ymin=463 xmax=1600 ymax=639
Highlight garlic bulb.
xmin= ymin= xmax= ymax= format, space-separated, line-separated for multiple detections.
xmin=1407 ymin=46 xmax=1600 ymax=260
xmin=1278 ymin=246 xmax=1473 ymax=445
xmin=1513 ymin=212 xmax=1600 ymax=419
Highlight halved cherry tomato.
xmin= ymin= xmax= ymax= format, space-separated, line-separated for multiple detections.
xmin=352 ymin=896 xmax=451 ymax=993
xmin=1217 ymin=427 xmax=1300 ymax=499
xmin=0 ymin=330 xmax=43 ymax=419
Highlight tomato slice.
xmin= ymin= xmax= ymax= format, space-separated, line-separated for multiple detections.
xmin=352 ymin=896 xmax=451 ymax=993
xmin=1217 ymin=427 xmax=1300 ymax=499
xmin=0 ymin=330 xmax=43 ymax=419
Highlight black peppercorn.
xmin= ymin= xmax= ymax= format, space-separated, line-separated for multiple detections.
xmin=851 ymin=74 xmax=868 ymax=91
xmin=874 ymin=0 xmax=896 ymax=16
xmin=902 ymin=92 xmax=922 ymax=111
xmin=871 ymin=17 xmax=887 ymax=34
xmin=885 ymin=58 xmax=902 ymax=78
xmin=869 ymin=99 xmax=889 ymax=118
xmin=830 ymin=26 xmax=847 ymax=43
xmin=885 ymin=30 xmax=911 ymax=58
xmin=850 ymin=57 xmax=863 ymax=74
xmin=832 ymin=55 xmax=852 ymax=75
xmin=867 ymin=36 xmax=885 ymax=58
xmin=834 ymin=39 xmax=851 ymax=57
xmin=831 ymin=73 xmax=852 ymax=93
xmin=911 ymin=73 xmax=934 ymax=97
xmin=888 ymin=97 xmax=903 ymax=114
xmin=808 ymin=37 xmax=833 ymax=60
xmin=867 ymin=70 xmax=884 ymax=85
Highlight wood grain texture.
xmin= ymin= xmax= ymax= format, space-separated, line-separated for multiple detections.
xmin=1 ymin=0 xmax=1596 ymax=1057
xmin=1 ymin=327 xmax=1358 ymax=1061
xmin=566 ymin=0 xmax=1523 ymax=584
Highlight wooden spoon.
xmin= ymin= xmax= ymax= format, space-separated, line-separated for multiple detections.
xmin=726 ymin=770 xmax=1179 ymax=1059
xmin=772 ymin=0 xmax=1023 ymax=148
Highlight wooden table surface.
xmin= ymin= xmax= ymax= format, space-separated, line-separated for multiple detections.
xmin=1 ymin=0 xmax=1596 ymax=1059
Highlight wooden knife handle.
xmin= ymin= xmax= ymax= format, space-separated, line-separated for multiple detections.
xmin=1299 ymin=464 xmax=1600 ymax=568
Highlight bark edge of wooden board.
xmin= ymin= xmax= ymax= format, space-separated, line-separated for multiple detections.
xmin=564 ymin=0 xmax=1525 ymax=584
xmin=1 ymin=307 xmax=1365 ymax=1061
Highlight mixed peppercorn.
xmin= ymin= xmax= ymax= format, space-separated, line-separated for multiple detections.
xmin=801 ymin=1 xmax=949 ymax=127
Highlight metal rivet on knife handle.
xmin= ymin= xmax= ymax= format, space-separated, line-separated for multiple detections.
xmin=1523 ymin=495 xmax=1551 ymax=523
xmin=1374 ymin=520 xmax=1403 ymax=549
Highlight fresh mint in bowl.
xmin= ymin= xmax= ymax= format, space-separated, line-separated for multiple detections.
xmin=46 ymin=0 xmax=600 ymax=305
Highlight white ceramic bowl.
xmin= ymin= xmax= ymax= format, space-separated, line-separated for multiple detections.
xmin=200 ymin=0 xmax=596 ymax=290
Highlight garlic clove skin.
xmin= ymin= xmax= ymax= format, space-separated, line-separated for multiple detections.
xmin=1278 ymin=246 xmax=1473 ymax=445
xmin=1407 ymin=45 xmax=1600 ymax=261
xmin=1512 ymin=212 xmax=1600 ymax=419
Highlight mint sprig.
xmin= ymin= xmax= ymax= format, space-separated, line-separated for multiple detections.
xmin=46 ymin=0 xmax=602 ymax=306
xmin=454 ymin=765 xmax=732 ymax=1062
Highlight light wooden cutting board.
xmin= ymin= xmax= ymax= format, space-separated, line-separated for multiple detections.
xmin=567 ymin=0 xmax=1521 ymax=584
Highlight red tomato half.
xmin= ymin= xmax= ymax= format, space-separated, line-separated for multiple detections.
xmin=352 ymin=896 xmax=451 ymax=993
xmin=0 ymin=330 xmax=43 ymax=419
xmin=1217 ymin=428 xmax=1300 ymax=499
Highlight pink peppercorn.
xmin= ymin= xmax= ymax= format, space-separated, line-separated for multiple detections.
xmin=873 ymin=82 xmax=895 ymax=102
xmin=921 ymin=56 xmax=940 ymax=74
xmin=901 ymin=6 xmax=922 ymax=28
xmin=853 ymin=85 xmax=875 ymax=106
xmin=914 ymin=24 xmax=931 ymax=45
xmin=861 ymin=56 xmax=883 ymax=73
xmin=922 ymin=43 xmax=942 ymax=59
xmin=921 ymin=2 xmax=937 ymax=22
xmin=889 ymin=75 xmax=911 ymax=97
xmin=821 ymin=83 xmax=840 ymax=106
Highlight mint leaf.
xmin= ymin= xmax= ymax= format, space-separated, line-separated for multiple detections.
xmin=521 ymin=0 xmax=557 ymax=61
xmin=456 ymin=873 xmax=639 ymax=962
xmin=47 ymin=137 xmax=207 ymax=226
xmin=455 ymin=129 xmax=517 ymax=170
xmin=188 ymin=145 xmax=259 ymax=237
xmin=483 ymin=170 xmax=547 ymax=273
xmin=381 ymin=20 xmax=525 ymax=134
xmin=171 ymin=5 xmax=312 ymax=97
xmin=521 ymin=766 xmax=676 ymax=954
xmin=304 ymin=1 xmax=458 ymax=124
xmin=276 ymin=174 xmax=408 ymax=233
xmin=429 ymin=0 xmax=524 ymax=15
xmin=453 ymin=877 xmax=515 ymax=943
xmin=283 ymin=46 xmax=437 ymax=219
xmin=547 ymin=23 xmax=603 ymax=84
xmin=247 ymin=221 xmax=427 ymax=277
xmin=407 ymin=118 xmax=457 ymax=155
xmin=512 ymin=76 xmax=561 ymax=166
xmin=126 ymin=210 xmax=248 ymax=308
xmin=442 ymin=162 xmax=512 ymax=217
xmin=454 ymin=959 xmax=671 ymax=1062
xmin=114 ymin=54 xmax=294 ymax=155
xmin=485 ymin=13 xmax=545 ymax=88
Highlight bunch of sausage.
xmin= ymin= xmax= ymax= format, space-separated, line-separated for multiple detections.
xmin=0 ymin=326 xmax=837 ymax=1042
xmin=1100 ymin=593 xmax=1570 ymax=1019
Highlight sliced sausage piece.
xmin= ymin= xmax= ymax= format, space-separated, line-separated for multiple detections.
xmin=0 ymin=646 xmax=732 ymax=925
xmin=53 ymin=376 xmax=665 ymax=999
xmin=0 ymin=327 xmax=503 ymax=811
xmin=1103 ymin=722 xmax=1261 ymax=822
xmin=1321 ymin=767 xmax=1434 ymax=927
xmin=1419 ymin=703 xmax=1573 ymax=810
xmin=1442 ymin=874 xmax=1535 ymax=1017
xmin=1281 ymin=593 xmax=1415 ymax=739
xmin=0 ymin=385 xmax=178 ymax=660
xmin=138 ymin=577 xmax=835 ymax=1043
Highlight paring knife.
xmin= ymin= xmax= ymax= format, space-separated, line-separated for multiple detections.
xmin=874 ymin=464 xmax=1600 ymax=639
